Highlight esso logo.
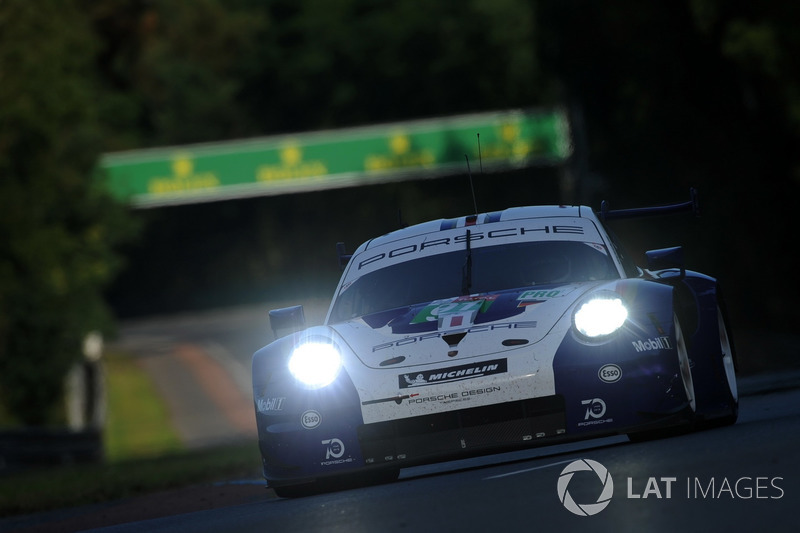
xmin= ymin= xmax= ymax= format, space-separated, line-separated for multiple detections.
xmin=598 ymin=364 xmax=621 ymax=383
xmin=301 ymin=410 xmax=322 ymax=430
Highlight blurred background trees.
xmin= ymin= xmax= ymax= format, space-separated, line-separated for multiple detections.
xmin=2 ymin=0 xmax=799 ymax=423
xmin=0 ymin=0 xmax=136 ymax=424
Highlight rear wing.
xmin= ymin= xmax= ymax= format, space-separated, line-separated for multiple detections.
xmin=599 ymin=187 xmax=699 ymax=221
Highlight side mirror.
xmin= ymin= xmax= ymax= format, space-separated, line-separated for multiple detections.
xmin=269 ymin=305 xmax=305 ymax=338
xmin=645 ymin=246 xmax=685 ymax=278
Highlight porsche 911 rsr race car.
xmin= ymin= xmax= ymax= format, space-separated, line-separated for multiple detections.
xmin=252 ymin=190 xmax=738 ymax=497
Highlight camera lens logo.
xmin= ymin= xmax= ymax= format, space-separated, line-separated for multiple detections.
xmin=557 ymin=459 xmax=614 ymax=516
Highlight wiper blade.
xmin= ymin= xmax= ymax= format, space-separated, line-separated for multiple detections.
xmin=461 ymin=229 xmax=472 ymax=295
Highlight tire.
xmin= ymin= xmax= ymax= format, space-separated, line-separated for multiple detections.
xmin=628 ymin=314 xmax=695 ymax=442
xmin=707 ymin=304 xmax=738 ymax=426
xmin=686 ymin=302 xmax=739 ymax=431
xmin=674 ymin=313 xmax=696 ymax=414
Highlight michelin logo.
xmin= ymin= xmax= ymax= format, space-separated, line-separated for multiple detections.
xmin=399 ymin=359 xmax=507 ymax=389
xmin=632 ymin=336 xmax=672 ymax=353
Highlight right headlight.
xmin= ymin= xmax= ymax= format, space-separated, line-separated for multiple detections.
xmin=287 ymin=340 xmax=342 ymax=389
xmin=573 ymin=293 xmax=629 ymax=338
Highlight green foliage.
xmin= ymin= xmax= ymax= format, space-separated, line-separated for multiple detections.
xmin=78 ymin=0 xmax=548 ymax=146
xmin=0 ymin=0 xmax=137 ymax=425
xmin=128 ymin=0 xmax=267 ymax=145
xmin=0 ymin=442 xmax=260 ymax=516
xmin=691 ymin=1 xmax=800 ymax=137
xmin=234 ymin=0 xmax=549 ymax=133
xmin=535 ymin=1 xmax=800 ymax=329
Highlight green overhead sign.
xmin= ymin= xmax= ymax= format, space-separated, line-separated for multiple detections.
xmin=101 ymin=108 xmax=571 ymax=208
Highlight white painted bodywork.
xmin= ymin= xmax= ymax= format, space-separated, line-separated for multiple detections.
xmin=318 ymin=206 xmax=624 ymax=425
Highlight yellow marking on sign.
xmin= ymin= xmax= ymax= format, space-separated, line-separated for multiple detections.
xmin=390 ymin=134 xmax=410 ymax=155
xmin=149 ymin=155 xmax=219 ymax=195
xmin=256 ymin=144 xmax=328 ymax=182
xmin=280 ymin=145 xmax=302 ymax=166
xmin=501 ymin=123 xmax=521 ymax=143
xmin=172 ymin=156 xmax=194 ymax=177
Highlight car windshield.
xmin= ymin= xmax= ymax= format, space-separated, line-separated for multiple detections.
xmin=329 ymin=241 xmax=619 ymax=323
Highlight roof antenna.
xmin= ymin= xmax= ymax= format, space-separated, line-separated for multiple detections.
xmin=464 ymin=154 xmax=478 ymax=215
xmin=477 ymin=132 xmax=484 ymax=175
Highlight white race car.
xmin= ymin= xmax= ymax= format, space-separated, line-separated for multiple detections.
xmin=252 ymin=190 xmax=738 ymax=497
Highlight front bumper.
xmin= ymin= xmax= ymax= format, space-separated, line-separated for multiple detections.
xmin=255 ymin=321 xmax=690 ymax=485
xmin=358 ymin=394 xmax=565 ymax=466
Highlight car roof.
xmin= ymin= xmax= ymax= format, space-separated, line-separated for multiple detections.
xmin=362 ymin=205 xmax=598 ymax=251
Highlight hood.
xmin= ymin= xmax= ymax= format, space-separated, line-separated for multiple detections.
xmin=330 ymin=281 xmax=605 ymax=369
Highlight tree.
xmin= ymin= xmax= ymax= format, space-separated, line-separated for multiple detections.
xmin=236 ymin=0 xmax=547 ymax=133
xmin=0 ymin=0 xmax=136 ymax=425
xmin=85 ymin=0 xmax=268 ymax=149
xmin=537 ymin=0 xmax=800 ymax=329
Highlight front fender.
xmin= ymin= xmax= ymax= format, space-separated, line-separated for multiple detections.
xmin=553 ymin=278 xmax=684 ymax=430
xmin=252 ymin=327 xmax=365 ymax=483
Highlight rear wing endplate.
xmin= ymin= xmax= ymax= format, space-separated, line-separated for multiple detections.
xmin=599 ymin=187 xmax=699 ymax=221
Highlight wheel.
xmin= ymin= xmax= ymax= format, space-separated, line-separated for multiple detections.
xmin=687 ymin=302 xmax=739 ymax=431
xmin=628 ymin=313 xmax=695 ymax=442
xmin=674 ymin=313 xmax=696 ymax=413
xmin=709 ymin=304 xmax=738 ymax=426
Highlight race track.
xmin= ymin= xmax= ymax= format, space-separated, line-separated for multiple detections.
xmin=85 ymin=385 xmax=800 ymax=532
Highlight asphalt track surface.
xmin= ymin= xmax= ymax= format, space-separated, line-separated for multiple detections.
xmin=4 ymin=304 xmax=800 ymax=532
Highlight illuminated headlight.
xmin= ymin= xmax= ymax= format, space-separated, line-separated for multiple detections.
xmin=573 ymin=294 xmax=629 ymax=338
xmin=288 ymin=341 xmax=342 ymax=389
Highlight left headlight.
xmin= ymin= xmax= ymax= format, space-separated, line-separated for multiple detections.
xmin=573 ymin=294 xmax=629 ymax=338
xmin=288 ymin=341 xmax=342 ymax=389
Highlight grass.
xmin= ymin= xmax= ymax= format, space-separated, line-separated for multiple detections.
xmin=0 ymin=350 xmax=263 ymax=518
xmin=104 ymin=351 xmax=183 ymax=461
xmin=0 ymin=443 xmax=262 ymax=517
